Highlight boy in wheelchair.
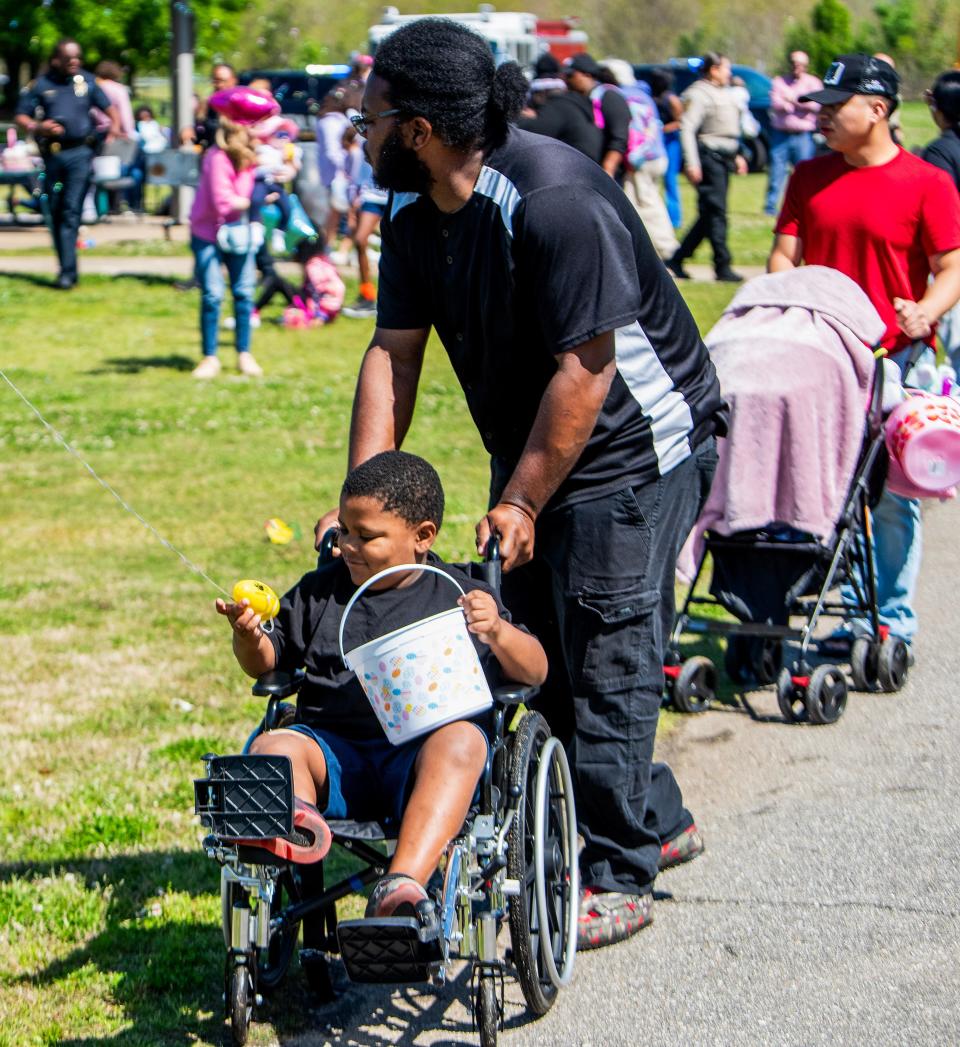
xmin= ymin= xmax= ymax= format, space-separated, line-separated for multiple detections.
xmin=215 ymin=450 xmax=547 ymax=923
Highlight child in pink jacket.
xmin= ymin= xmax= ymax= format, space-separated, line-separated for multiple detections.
xmin=189 ymin=115 xmax=262 ymax=378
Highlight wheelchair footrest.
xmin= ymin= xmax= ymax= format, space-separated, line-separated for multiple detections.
xmin=194 ymin=754 xmax=294 ymax=839
xmin=337 ymin=917 xmax=442 ymax=983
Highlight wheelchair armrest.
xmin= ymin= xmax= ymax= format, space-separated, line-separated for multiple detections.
xmin=493 ymin=683 xmax=538 ymax=706
xmin=251 ymin=668 xmax=305 ymax=699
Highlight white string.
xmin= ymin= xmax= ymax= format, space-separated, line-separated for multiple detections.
xmin=0 ymin=367 xmax=231 ymax=599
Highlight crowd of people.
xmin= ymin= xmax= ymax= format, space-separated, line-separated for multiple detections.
xmin=8 ymin=25 xmax=960 ymax=963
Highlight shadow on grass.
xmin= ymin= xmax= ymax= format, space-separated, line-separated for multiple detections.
xmin=0 ymin=270 xmax=60 ymax=289
xmin=5 ymin=845 xmax=555 ymax=1046
xmin=90 ymin=354 xmax=196 ymax=374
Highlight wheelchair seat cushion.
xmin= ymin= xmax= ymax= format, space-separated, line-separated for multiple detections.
xmin=235 ymin=798 xmax=331 ymax=865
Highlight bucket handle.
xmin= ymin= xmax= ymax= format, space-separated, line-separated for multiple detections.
xmin=338 ymin=563 xmax=467 ymax=667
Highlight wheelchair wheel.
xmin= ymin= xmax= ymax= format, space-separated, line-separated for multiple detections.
xmin=476 ymin=969 xmax=500 ymax=1047
xmin=257 ymin=871 xmax=299 ymax=993
xmin=228 ymin=962 xmax=253 ymax=1046
xmin=506 ymin=712 xmax=578 ymax=1016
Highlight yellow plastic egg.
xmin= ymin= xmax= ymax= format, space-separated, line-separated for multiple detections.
xmin=232 ymin=579 xmax=280 ymax=621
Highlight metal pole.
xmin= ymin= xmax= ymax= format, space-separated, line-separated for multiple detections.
xmin=170 ymin=0 xmax=196 ymax=222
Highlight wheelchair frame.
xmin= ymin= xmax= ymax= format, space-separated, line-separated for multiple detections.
xmin=194 ymin=541 xmax=578 ymax=1047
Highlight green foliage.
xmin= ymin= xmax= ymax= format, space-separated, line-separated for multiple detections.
xmin=785 ymin=0 xmax=855 ymax=75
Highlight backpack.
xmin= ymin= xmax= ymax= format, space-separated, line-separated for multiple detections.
xmin=591 ymin=83 xmax=665 ymax=170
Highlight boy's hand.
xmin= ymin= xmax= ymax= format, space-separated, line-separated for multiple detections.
xmin=459 ymin=590 xmax=502 ymax=646
xmin=215 ymin=598 xmax=264 ymax=641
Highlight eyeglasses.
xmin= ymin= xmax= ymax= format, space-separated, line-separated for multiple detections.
xmin=349 ymin=108 xmax=402 ymax=135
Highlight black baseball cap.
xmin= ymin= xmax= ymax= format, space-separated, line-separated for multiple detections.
xmin=800 ymin=53 xmax=900 ymax=106
xmin=564 ymin=53 xmax=602 ymax=78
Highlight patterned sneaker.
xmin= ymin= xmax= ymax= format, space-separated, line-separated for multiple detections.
xmin=659 ymin=824 xmax=705 ymax=871
xmin=192 ymin=355 xmax=221 ymax=379
xmin=577 ymin=888 xmax=653 ymax=951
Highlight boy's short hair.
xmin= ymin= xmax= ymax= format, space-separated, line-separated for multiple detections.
xmin=341 ymin=451 xmax=445 ymax=529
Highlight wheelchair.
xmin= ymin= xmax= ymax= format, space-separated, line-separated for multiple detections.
xmin=193 ymin=534 xmax=579 ymax=1046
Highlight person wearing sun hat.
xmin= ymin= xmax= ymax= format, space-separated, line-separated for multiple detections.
xmin=769 ymin=52 xmax=960 ymax=652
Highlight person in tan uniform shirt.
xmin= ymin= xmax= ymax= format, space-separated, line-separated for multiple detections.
xmin=666 ymin=52 xmax=747 ymax=283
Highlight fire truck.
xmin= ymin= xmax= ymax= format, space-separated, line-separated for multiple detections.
xmin=535 ymin=17 xmax=588 ymax=63
xmin=369 ymin=5 xmax=555 ymax=71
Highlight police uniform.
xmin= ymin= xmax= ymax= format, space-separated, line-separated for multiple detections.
xmin=16 ymin=69 xmax=112 ymax=285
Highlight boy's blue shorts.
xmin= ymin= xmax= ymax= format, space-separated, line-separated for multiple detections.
xmin=283 ymin=720 xmax=487 ymax=828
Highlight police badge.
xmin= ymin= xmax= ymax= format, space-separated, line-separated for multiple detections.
xmin=73 ymin=74 xmax=88 ymax=98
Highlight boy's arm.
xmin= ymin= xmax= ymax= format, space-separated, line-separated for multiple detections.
xmin=215 ymin=598 xmax=277 ymax=678
xmin=459 ymin=590 xmax=548 ymax=686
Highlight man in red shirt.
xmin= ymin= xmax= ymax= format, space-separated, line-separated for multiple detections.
xmin=769 ymin=53 xmax=960 ymax=648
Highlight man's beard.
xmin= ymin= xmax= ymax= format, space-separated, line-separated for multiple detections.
xmin=370 ymin=126 xmax=433 ymax=195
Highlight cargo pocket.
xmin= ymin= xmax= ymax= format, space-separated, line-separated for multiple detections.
xmin=570 ymin=583 xmax=661 ymax=698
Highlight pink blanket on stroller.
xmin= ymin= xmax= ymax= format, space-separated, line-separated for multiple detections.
xmin=679 ymin=266 xmax=887 ymax=579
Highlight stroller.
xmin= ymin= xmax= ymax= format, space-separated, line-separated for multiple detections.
xmin=664 ymin=267 xmax=918 ymax=725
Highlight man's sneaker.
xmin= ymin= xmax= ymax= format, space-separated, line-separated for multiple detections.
xmin=577 ymin=888 xmax=653 ymax=951
xmin=192 ymin=355 xmax=221 ymax=379
xmin=237 ymin=352 xmax=264 ymax=377
xmin=664 ymin=256 xmax=690 ymax=280
xmin=659 ymin=824 xmax=705 ymax=871
xmin=715 ymin=269 xmax=744 ymax=283
xmin=342 ymin=297 xmax=377 ymax=319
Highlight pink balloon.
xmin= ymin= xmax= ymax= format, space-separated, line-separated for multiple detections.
xmin=208 ymin=86 xmax=280 ymax=125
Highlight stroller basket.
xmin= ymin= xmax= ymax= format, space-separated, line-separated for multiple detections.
xmin=707 ymin=531 xmax=833 ymax=625
xmin=194 ymin=754 xmax=294 ymax=839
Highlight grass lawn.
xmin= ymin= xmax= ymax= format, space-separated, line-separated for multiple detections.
xmin=0 ymin=267 xmax=738 ymax=1044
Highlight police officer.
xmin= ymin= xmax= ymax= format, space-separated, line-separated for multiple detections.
xmin=15 ymin=40 xmax=118 ymax=289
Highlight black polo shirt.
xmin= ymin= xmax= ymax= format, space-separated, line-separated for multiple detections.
xmin=376 ymin=126 xmax=727 ymax=507
xmin=16 ymin=70 xmax=111 ymax=145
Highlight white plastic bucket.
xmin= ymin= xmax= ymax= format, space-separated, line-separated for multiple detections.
xmin=93 ymin=155 xmax=121 ymax=180
xmin=339 ymin=563 xmax=493 ymax=745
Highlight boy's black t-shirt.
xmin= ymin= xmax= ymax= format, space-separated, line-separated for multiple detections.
xmin=267 ymin=553 xmax=511 ymax=739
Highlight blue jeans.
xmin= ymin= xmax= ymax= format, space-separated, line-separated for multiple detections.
xmin=842 ymin=489 xmax=922 ymax=644
xmin=663 ymin=131 xmax=682 ymax=229
xmin=764 ymin=129 xmax=815 ymax=216
xmin=191 ymin=234 xmax=256 ymax=356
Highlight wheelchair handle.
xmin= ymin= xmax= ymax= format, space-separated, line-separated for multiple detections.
xmin=337 ymin=562 xmax=467 ymax=667
xmin=485 ymin=533 xmax=500 ymax=563
xmin=317 ymin=526 xmax=338 ymax=565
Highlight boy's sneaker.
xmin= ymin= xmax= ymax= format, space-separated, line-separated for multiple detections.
xmin=577 ymin=888 xmax=653 ymax=951
xmin=237 ymin=352 xmax=263 ymax=377
xmin=192 ymin=355 xmax=221 ymax=379
xmin=659 ymin=824 xmax=705 ymax=870
xmin=238 ymin=798 xmax=331 ymax=865
xmin=342 ymin=296 xmax=377 ymax=319
xmin=365 ymin=873 xmax=428 ymax=919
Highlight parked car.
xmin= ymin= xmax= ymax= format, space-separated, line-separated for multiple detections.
xmin=633 ymin=58 xmax=772 ymax=172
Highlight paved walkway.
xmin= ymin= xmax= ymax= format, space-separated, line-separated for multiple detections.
xmin=281 ymin=500 xmax=958 ymax=1046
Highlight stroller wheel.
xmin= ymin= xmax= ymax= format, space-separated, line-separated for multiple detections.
xmin=750 ymin=638 xmax=782 ymax=686
xmin=850 ymin=637 xmax=880 ymax=692
xmin=672 ymin=657 xmax=716 ymax=714
xmin=804 ymin=664 xmax=848 ymax=724
xmin=724 ymin=636 xmax=753 ymax=685
xmin=776 ymin=668 xmax=808 ymax=724
xmin=877 ymin=636 xmax=910 ymax=692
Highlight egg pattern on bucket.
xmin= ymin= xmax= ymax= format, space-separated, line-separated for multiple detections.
xmin=358 ymin=621 xmax=489 ymax=741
